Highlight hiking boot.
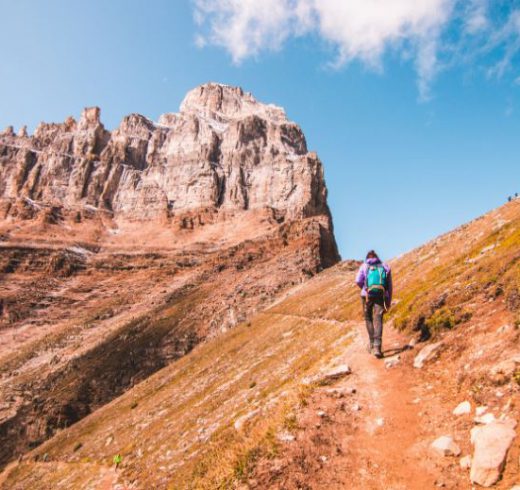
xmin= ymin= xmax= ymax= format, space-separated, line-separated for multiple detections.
xmin=373 ymin=347 xmax=383 ymax=359
xmin=367 ymin=342 xmax=373 ymax=353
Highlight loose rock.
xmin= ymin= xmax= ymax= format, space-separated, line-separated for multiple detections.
xmin=470 ymin=420 xmax=517 ymax=487
xmin=431 ymin=436 xmax=461 ymax=457
xmin=474 ymin=412 xmax=496 ymax=425
xmin=459 ymin=455 xmax=471 ymax=469
xmin=318 ymin=364 xmax=352 ymax=384
xmin=453 ymin=401 xmax=471 ymax=416
xmin=384 ymin=355 xmax=400 ymax=369
xmin=277 ymin=431 xmax=296 ymax=442
xmin=413 ymin=342 xmax=442 ymax=368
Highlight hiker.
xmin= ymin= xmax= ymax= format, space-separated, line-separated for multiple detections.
xmin=355 ymin=250 xmax=392 ymax=358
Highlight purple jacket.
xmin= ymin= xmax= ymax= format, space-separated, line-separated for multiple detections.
xmin=355 ymin=258 xmax=393 ymax=304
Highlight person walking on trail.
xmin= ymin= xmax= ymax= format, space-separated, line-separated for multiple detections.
xmin=355 ymin=250 xmax=393 ymax=358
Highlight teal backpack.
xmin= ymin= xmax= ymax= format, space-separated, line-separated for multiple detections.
xmin=365 ymin=264 xmax=388 ymax=297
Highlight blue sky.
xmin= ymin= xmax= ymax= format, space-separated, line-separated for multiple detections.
xmin=1 ymin=0 xmax=519 ymax=260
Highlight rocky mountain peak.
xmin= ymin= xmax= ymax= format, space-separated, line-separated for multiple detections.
xmin=78 ymin=106 xmax=102 ymax=130
xmin=0 ymin=83 xmax=329 ymax=227
xmin=179 ymin=82 xmax=287 ymax=123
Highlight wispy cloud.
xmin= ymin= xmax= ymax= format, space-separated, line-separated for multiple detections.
xmin=193 ymin=0 xmax=520 ymax=100
xmin=464 ymin=0 xmax=489 ymax=34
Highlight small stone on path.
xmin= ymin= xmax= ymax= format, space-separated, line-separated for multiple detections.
xmin=431 ymin=436 xmax=461 ymax=457
xmin=311 ymin=364 xmax=351 ymax=385
xmin=459 ymin=455 xmax=471 ymax=469
xmin=384 ymin=355 xmax=400 ymax=368
xmin=453 ymin=401 xmax=471 ymax=416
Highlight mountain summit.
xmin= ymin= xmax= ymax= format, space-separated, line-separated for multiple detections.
xmin=0 ymin=82 xmax=337 ymax=234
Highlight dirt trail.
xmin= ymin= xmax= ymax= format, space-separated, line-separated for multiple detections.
xmin=254 ymin=321 xmax=455 ymax=489
xmin=332 ymin=322 xmax=438 ymax=489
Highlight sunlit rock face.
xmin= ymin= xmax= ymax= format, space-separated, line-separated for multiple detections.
xmin=0 ymin=82 xmax=334 ymax=230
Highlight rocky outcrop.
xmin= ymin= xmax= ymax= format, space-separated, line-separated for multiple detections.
xmin=0 ymin=83 xmax=336 ymax=240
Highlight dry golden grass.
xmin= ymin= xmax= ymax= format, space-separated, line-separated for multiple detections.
xmin=3 ymin=267 xmax=356 ymax=489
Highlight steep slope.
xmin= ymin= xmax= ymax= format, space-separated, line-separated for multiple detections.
xmin=3 ymin=200 xmax=518 ymax=489
xmin=0 ymin=83 xmax=339 ymax=467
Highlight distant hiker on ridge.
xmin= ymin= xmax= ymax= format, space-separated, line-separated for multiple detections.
xmin=355 ymin=250 xmax=393 ymax=358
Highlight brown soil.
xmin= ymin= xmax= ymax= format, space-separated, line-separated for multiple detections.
xmin=251 ymin=313 xmax=518 ymax=490
xmin=251 ymin=322 xmax=446 ymax=489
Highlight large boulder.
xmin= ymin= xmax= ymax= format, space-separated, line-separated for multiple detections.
xmin=470 ymin=420 xmax=517 ymax=487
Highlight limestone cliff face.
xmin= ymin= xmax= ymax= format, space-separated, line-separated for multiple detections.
xmin=0 ymin=83 xmax=334 ymax=233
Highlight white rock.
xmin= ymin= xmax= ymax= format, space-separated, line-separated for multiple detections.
xmin=413 ymin=342 xmax=442 ymax=368
xmin=470 ymin=420 xmax=517 ymax=487
xmin=453 ymin=401 xmax=471 ymax=416
xmin=320 ymin=364 xmax=352 ymax=382
xmin=474 ymin=412 xmax=496 ymax=425
xmin=277 ymin=431 xmax=296 ymax=442
xmin=375 ymin=417 xmax=384 ymax=427
xmin=352 ymin=403 xmax=361 ymax=411
xmin=431 ymin=436 xmax=461 ymax=457
xmin=459 ymin=455 xmax=472 ymax=469
xmin=476 ymin=406 xmax=488 ymax=416
xmin=317 ymin=410 xmax=327 ymax=418
xmin=384 ymin=355 xmax=400 ymax=369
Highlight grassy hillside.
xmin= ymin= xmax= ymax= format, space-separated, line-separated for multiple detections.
xmin=389 ymin=200 xmax=520 ymax=336
xmin=2 ymin=200 xmax=519 ymax=489
xmin=3 ymin=262 xmax=359 ymax=489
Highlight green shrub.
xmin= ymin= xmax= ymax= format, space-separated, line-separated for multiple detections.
xmin=425 ymin=307 xmax=456 ymax=330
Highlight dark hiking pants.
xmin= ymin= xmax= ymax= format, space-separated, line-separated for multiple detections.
xmin=362 ymin=296 xmax=385 ymax=350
